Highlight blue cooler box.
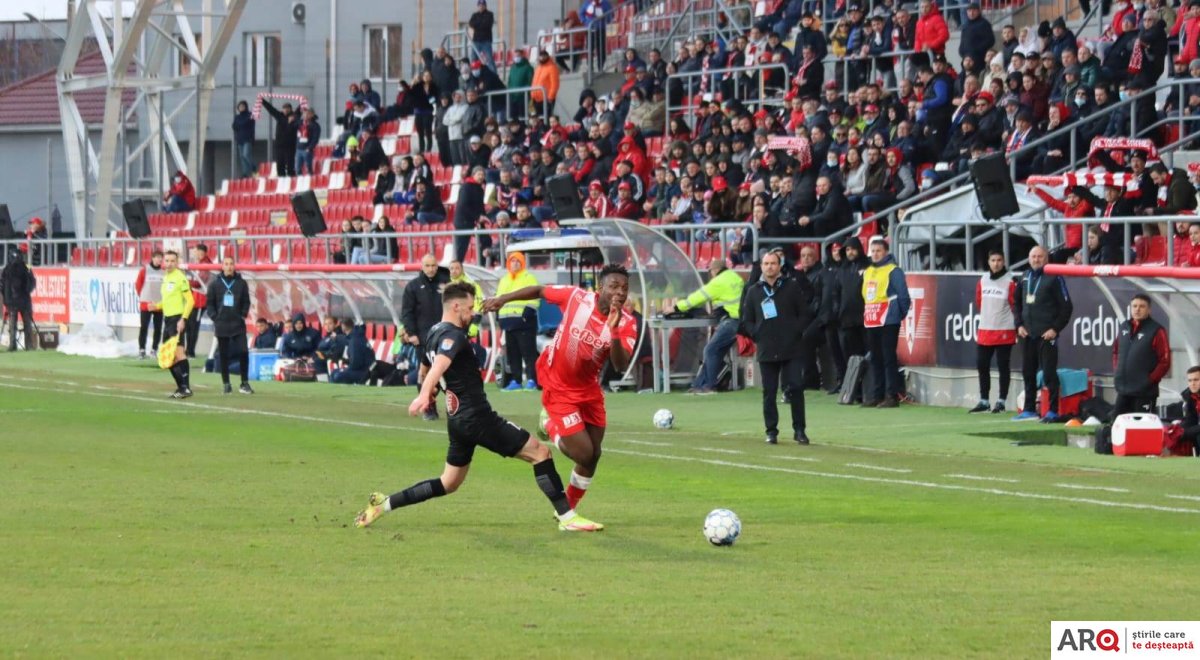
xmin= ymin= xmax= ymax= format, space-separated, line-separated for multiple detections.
xmin=249 ymin=351 xmax=279 ymax=381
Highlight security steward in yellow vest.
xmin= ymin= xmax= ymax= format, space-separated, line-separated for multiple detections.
xmin=861 ymin=237 xmax=910 ymax=408
xmin=495 ymin=251 xmax=541 ymax=390
xmin=154 ymin=250 xmax=195 ymax=398
xmin=675 ymin=260 xmax=744 ymax=394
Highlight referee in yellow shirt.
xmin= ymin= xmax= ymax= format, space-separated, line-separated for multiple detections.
xmin=155 ymin=250 xmax=195 ymax=398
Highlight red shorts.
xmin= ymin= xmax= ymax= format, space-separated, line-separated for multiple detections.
xmin=542 ymin=392 xmax=607 ymax=439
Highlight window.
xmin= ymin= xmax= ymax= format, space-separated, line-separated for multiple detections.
xmin=365 ymin=25 xmax=403 ymax=84
xmin=176 ymin=33 xmax=202 ymax=76
xmin=245 ymin=33 xmax=282 ymax=86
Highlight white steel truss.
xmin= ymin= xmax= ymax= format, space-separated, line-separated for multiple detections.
xmin=57 ymin=0 xmax=246 ymax=237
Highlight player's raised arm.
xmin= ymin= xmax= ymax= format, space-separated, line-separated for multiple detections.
xmin=481 ymin=285 xmax=545 ymax=313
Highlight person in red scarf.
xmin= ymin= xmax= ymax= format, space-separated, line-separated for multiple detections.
xmin=584 ymin=180 xmax=610 ymax=217
xmin=791 ymin=43 xmax=823 ymax=99
xmin=1029 ymin=182 xmax=1092 ymax=263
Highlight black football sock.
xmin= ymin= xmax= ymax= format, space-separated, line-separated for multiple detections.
xmin=386 ymin=478 xmax=447 ymax=510
xmin=178 ymin=360 xmax=190 ymax=389
xmin=532 ymin=458 xmax=571 ymax=516
xmin=168 ymin=365 xmax=182 ymax=389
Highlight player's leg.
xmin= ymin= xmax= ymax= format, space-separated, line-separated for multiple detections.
xmin=513 ymin=437 xmax=601 ymax=531
xmin=355 ymin=463 xmax=468 ymax=528
xmin=563 ymin=396 xmax=609 ymax=508
xmin=543 ymin=400 xmax=597 ymax=507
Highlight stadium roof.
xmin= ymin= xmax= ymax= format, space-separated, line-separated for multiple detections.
xmin=0 ymin=50 xmax=135 ymax=127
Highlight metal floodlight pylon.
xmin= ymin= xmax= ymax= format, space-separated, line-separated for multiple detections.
xmin=56 ymin=0 xmax=247 ymax=238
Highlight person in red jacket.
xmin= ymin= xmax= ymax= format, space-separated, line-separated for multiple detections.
xmin=612 ymin=181 xmax=641 ymax=220
xmin=1029 ymin=183 xmax=1093 ymax=263
xmin=163 ymin=170 xmax=197 ymax=212
xmin=913 ymin=0 xmax=950 ymax=68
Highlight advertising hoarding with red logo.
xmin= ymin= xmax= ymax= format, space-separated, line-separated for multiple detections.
xmin=30 ymin=267 xmax=70 ymax=324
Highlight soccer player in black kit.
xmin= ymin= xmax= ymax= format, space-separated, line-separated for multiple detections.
xmin=354 ymin=282 xmax=603 ymax=532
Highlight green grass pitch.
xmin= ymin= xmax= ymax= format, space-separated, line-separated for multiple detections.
xmin=2 ymin=353 xmax=1198 ymax=657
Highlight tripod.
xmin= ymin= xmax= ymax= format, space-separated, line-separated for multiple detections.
xmin=3 ymin=304 xmax=38 ymax=351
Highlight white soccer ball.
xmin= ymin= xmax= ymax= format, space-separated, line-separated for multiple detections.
xmin=652 ymin=408 xmax=674 ymax=430
xmin=703 ymin=508 xmax=741 ymax=546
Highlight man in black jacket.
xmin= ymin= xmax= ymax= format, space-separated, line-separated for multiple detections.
xmin=260 ymin=99 xmax=298 ymax=177
xmin=798 ymin=177 xmax=851 ymax=238
xmin=2 ymin=246 xmax=36 ymax=351
xmin=402 ymin=254 xmax=451 ymax=420
xmin=1012 ymin=245 xmax=1074 ymax=422
xmin=1112 ymin=293 xmax=1170 ymax=415
xmin=1178 ymin=366 xmax=1200 ymax=454
xmin=739 ymin=250 xmax=818 ymax=445
xmin=454 ymin=167 xmax=487 ymax=264
xmin=205 ymin=256 xmax=253 ymax=394
xmin=958 ymin=3 xmax=995 ymax=70
xmin=832 ymin=237 xmax=869 ymax=378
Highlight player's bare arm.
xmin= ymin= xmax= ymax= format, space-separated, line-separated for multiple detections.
xmin=607 ymin=305 xmax=631 ymax=373
xmin=482 ymin=285 xmax=545 ymax=313
xmin=409 ymin=354 xmax=451 ymax=416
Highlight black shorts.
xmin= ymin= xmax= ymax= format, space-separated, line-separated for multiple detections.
xmin=163 ymin=315 xmax=182 ymax=341
xmin=446 ymin=407 xmax=530 ymax=467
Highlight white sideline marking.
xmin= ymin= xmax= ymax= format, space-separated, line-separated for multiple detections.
xmin=840 ymin=445 xmax=893 ymax=454
xmin=622 ymin=439 xmax=674 ymax=447
xmin=603 ymin=448 xmax=1200 ymax=515
xmin=696 ymin=447 xmax=744 ymax=455
xmin=0 ymin=381 xmax=442 ymax=435
xmin=1165 ymin=495 xmax=1200 ymax=502
xmin=774 ymin=455 xmax=820 ymax=463
xmin=944 ymin=473 xmax=1020 ymax=484
xmin=846 ymin=463 xmax=912 ymax=474
xmin=1053 ymin=483 xmax=1130 ymax=494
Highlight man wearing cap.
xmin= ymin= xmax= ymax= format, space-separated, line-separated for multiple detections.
xmin=467 ymin=0 xmax=496 ymax=71
xmin=2 ymin=243 xmax=35 ymax=352
xmin=959 ymin=3 xmax=996 ymax=69
xmin=972 ymin=91 xmax=1004 ymax=149
xmin=612 ymin=181 xmax=640 ymax=220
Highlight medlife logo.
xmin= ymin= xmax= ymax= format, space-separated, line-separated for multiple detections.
xmin=1052 ymin=621 xmax=1200 ymax=658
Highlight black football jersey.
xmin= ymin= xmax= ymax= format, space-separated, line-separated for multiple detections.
xmin=424 ymin=321 xmax=488 ymax=415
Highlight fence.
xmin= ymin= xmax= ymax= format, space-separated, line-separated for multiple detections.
xmin=663 ymin=62 xmax=790 ymax=136
xmin=479 ymin=85 xmax=549 ymax=124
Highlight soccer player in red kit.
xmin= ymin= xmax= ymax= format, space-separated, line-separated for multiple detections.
xmin=484 ymin=264 xmax=637 ymax=516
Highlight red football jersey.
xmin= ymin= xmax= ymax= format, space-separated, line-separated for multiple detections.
xmin=536 ymin=285 xmax=638 ymax=400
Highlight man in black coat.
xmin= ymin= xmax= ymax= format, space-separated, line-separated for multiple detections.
xmin=739 ymin=250 xmax=818 ymax=445
xmin=260 ymin=99 xmax=298 ymax=177
xmin=453 ymin=166 xmax=487 ymax=264
xmin=958 ymin=3 xmax=996 ymax=70
xmin=402 ymin=254 xmax=452 ymax=420
xmin=832 ymin=237 xmax=870 ymax=398
xmin=2 ymin=246 xmax=36 ymax=351
xmin=1012 ymin=245 xmax=1074 ymax=422
xmin=798 ymin=176 xmax=852 ymax=238
xmin=205 ymin=256 xmax=254 ymax=394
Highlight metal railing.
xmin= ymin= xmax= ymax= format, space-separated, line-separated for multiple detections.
xmin=0 ymin=221 xmax=759 ymax=272
xmin=439 ymin=30 xmax=511 ymax=79
xmin=663 ymin=62 xmax=790 ymax=136
xmin=822 ymin=48 xmax=917 ymax=95
xmin=894 ymin=214 xmax=1200 ymax=271
xmin=536 ymin=25 xmax=596 ymax=85
xmin=479 ymin=85 xmax=549 ymax=124
xmin=625 ymin=0 xmax=750 ymax=73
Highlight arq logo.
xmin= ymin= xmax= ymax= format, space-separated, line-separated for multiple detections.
xmin=1057 ymin=627 xmax=1119 ymax=652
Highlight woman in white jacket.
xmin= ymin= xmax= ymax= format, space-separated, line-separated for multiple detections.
xmin=442 ymin=90 xmax=468 ymax=166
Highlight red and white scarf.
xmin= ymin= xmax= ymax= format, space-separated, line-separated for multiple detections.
xmin=1006 ymin=127 xmax=1030 ymax=154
